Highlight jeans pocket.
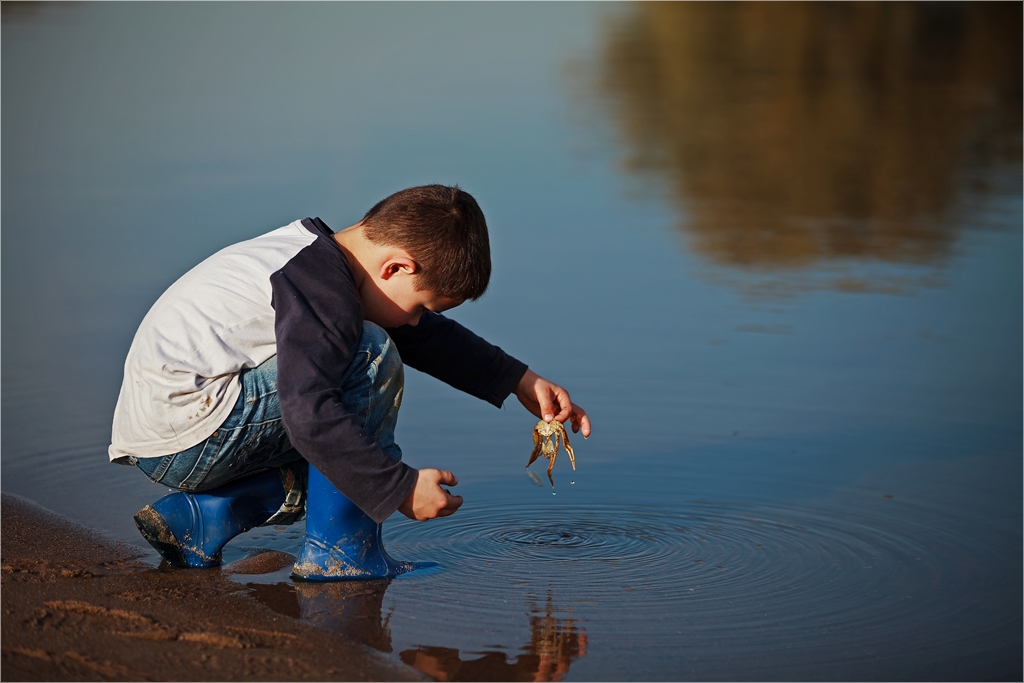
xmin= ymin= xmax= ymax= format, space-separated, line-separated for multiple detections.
xmin=174 ymin=429 xmax=231 ymax=490
xmin=135 ymin=433 xmax=220 ymax=490
xmin=136 ymin=452 xmax=177 ymax=484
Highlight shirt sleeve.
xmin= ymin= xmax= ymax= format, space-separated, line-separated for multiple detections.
xmin=387 ymin=311 xmax=529 ymax=407
xmin=271 ymin=240 xmax=417 ymax=524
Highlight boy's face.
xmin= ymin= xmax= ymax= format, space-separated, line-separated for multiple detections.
xmin=363 ymin=271 xmax=461 ymax=328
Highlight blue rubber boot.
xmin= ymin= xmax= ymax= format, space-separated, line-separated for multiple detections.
xmin=291 ymin=466 xmax=421 ymax=581
xmin=133 ymin=469 xmax=287 ymax=568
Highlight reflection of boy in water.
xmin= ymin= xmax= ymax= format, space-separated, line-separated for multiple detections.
xmin=110 ymin=185 xmax=591 ymax=573
xmin=295 ymin=580 xmax=588 ymax=682
xmin=400 ymin=618 xmax=588 ymax=683
xmin=399 ymin=594 xmax=588 ymax=682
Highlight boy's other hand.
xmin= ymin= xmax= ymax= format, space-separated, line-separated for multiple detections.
xmin=514 ymin=368 xmax=592 ymax=437
xmin=398 ymin=468 xmax=463 ymax=521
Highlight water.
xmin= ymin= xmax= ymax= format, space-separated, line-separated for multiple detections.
xmin=3 ymin=3 xmax=1020 ymax=680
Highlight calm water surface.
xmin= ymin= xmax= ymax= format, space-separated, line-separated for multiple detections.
xmin=3 ymin=3 xmax=1020 ymax=680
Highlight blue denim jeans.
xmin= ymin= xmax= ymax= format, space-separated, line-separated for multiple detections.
xmin=136 ymin=322 xmax=404 ymax=519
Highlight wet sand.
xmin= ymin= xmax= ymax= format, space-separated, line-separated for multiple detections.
xmin=0 ymin=493 xmax=426 ymax=682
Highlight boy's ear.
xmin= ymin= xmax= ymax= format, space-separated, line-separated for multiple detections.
xmin=378 ymin=256 xmax=419 ymax=281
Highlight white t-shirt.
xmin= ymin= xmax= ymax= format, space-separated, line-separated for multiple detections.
xmin=108 ymin=220 xmax=316 ymax=463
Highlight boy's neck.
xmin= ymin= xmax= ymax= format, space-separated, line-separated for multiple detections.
xmin=332 ymin=223 xmax=373 ymax=288
xmin=333 ymin=223 xmax=456 ymax=328
xmin=332 ymin=222 xmax=421 ymax=294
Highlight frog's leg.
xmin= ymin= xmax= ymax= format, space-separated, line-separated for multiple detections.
xmin=561 ymin=428 xmax=576 ymax=471
xmin=546 ymin=448 xmax=557 ymax=488
xmin=526 ymin=428 xmax=543 ymax=470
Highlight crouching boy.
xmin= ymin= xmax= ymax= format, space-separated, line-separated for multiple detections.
xmin=109 ymin=185 xmax=591 ymax=580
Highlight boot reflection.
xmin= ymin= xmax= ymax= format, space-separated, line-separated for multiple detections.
xmin=294 ymin=579 xmax=394 ymax=653
xmin=400 ymin=594 xmax=587 ymax=682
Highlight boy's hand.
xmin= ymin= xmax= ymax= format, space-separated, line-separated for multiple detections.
xmin=398 ymin=469 xmax=463 ymax=521
xmin=514 ymin=368 xmax=592 ymax=437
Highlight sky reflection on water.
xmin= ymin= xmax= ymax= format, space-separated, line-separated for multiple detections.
xmin=2 ymin=2 xmax=1020 ymax=680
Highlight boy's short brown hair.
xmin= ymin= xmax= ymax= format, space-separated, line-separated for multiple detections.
xmin=361 ymin=184 xmax=491 ymax=301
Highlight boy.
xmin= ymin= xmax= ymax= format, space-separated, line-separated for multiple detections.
xmin=109 ymin=185 xmax=591 ymax=580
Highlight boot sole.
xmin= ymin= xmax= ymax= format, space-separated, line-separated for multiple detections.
xmin=133 ymin=505 xmax=189 ymax=567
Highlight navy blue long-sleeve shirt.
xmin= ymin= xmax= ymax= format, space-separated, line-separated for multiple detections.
xmin=272 ymin=218 xmax=527 ymax=522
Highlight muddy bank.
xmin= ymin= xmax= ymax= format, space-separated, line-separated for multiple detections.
xmin=0 ymin=493 xmax=427 ymax=681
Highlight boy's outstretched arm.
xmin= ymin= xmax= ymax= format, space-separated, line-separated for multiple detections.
xmin=398 ymin=469 xmax=464 ymax=521
xmin=396 ymin=371 xmax=588 ymax=522
xmin=514 ymin=369 xmax=592 ymax=437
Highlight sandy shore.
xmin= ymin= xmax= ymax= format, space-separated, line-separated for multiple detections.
xmin=0 ymin=493 xmax=427 ymax=681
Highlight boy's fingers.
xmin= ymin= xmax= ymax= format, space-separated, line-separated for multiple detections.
xmin=578 ymin=412 xmax=592 ymax=438
xmin=537 ymin=393 xmax=555 ymax=422
xmin=438 ymin=493 xmax=463 ymax=517
xmin=401 ymin=469 xmax=464 ymax=521
xmin=550 ymin=402 xmax=565 ymax=422
xmin=436 ymin=470 xmax=459 ymax=486
xmin=552 ymin=389 xmax=573 ymax=422
xmin=567 ymin=405 xmax=591 ymax=437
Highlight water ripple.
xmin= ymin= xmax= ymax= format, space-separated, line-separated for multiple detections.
xmin=384 ymin=499 xmax=1014 ymax=670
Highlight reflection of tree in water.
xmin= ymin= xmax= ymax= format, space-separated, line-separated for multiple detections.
xmin=400 ymin=594 xmax=588 ymax=682
xmin=595 ymin=2 xmax=1021 ymax=275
